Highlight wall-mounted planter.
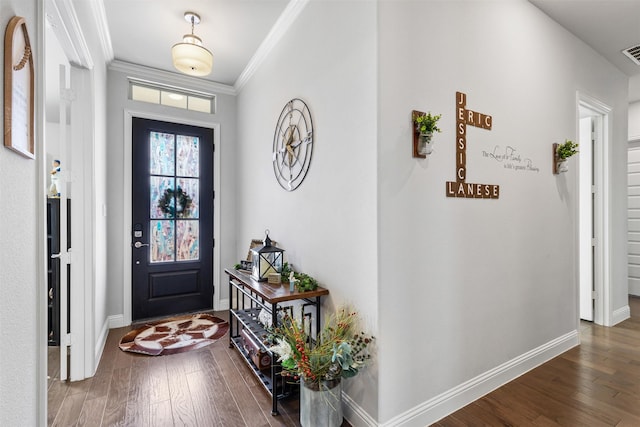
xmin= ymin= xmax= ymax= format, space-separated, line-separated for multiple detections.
xmin=553 ymin=140 xmax=578 ymax=174
xmin=412 ymin=110 xmax=441 ymax=158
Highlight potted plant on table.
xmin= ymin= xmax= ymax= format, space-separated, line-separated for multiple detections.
xmin=412 ymin=111 xmax=442 ymax=155
xmin=555 ymin=139 xmax=579 ymax=173
xmin=268 ymin=307 xmax=375 ymax=427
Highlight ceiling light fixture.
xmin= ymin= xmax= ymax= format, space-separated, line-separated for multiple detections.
xmin=171 ymin=12 xmax=213 ymax=77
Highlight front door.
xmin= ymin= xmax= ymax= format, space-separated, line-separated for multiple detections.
xmin=132 ymin=118 xmax=214 ymax=321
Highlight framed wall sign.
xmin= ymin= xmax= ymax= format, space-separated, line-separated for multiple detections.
xmin=4 ymin=16 xmax=34 ymax=159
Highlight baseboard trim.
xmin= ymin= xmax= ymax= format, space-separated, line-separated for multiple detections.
xmin=108 ymin=314 xmax=127 ymax=329
xmin=381 ymin=330 xmax=580 ymax=427
xmin=612 ymin=305 xmax=631 ymax=326
xmin=343 ymin=391 xmax=378 ymax=427
xmin=94 ymin=318 xmax=110 ymax=375
xmin=218 ymin=298 xmax=230 ymax=311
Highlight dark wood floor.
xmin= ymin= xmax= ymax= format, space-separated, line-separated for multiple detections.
xmin=48 ymin=311 xmax=351 ymax=427
xmin=436 ymin=296 xmax=640 ymax=426
xmin=49 ymin=298 xmax=640 ymax=426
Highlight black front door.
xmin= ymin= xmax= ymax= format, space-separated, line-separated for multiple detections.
xmin=132 ymin=118 xmax=214 ymax=321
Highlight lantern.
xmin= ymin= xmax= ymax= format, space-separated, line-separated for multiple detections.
xmin=251 ymin=230 xmax=284 ymax=281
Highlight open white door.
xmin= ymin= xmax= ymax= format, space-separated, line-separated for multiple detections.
xmin=578 ymin=115 xmax=594 ymax=321
xmin=56 ymin=63 xmax=71 ymax=380
xmin=578 ymin=94 xmax=610 ymax=326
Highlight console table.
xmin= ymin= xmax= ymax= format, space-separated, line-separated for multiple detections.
xmin=225 ymin=268 xmax=329 ymax=415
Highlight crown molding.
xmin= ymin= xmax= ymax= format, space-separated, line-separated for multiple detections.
xmin=109 ymin=60 xmax=237 ymax=96
xmin=234 ymin=0 xmax=310 ymax=92
xmin=47 ymin=0 xmax=93 ymax=69
xmin=91 ymin=0 xmax=114 ymax=62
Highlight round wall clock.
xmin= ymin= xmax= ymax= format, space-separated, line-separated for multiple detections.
xmin=272 ymin=98 xmax=313 ymax=191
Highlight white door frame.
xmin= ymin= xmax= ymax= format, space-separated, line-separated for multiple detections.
xmin=37 ymin=6 xmax=47 ymax=426
xmin=41 ymin=0 xmax=97 ymax=391
xmin=122 ymin=110 xmax=221 ymax=326
xmin=577 ymin=92 xmax=611 ymax=326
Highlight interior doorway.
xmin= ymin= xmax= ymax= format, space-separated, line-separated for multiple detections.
xmin=44 ymin=0 xmax=96 ymax=389
xmin=44 ymin=15 xmax=73 ymax=385
xmin=577 ymin=94 xmax=611 ymax=325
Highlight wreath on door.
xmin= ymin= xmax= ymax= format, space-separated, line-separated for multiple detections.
xmin=158 ymin=186 xmax=192 ymax=218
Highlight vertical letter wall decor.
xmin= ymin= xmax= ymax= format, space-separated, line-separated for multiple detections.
xmin=446 ymin=92 xmax=499 ymax=199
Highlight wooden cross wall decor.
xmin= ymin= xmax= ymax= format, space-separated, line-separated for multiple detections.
xmin=446 ymin=91 xmax=499 ymax=199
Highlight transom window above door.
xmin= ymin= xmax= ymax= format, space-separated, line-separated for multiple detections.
xmin=129 ymin=80 xmax=215 ymax=114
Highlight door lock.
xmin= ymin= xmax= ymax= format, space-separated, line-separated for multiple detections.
xmin=133 ymin=241 xmax=149 ymax=249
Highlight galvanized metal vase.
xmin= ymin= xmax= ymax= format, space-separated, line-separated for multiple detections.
xmin=418 ymin=132 xmax=434 ymax=155
xmin=300 ymin=378 xmax=343 ymax=427
xmin=557 ymin=159 xmax=569 ymax=173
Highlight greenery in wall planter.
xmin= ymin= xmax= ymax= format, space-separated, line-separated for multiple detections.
xmin=413 ymin=111 xmax=442 ymax=135
xmin=556 ymin=139 xmax=579 ymax=160
xmin=412 ymin=111 xmax=442 ymax=156
xmin=554 ymin=139 xmax=579 ymax=174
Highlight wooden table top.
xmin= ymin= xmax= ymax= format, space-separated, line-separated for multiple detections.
xmin=225 ymin=268 xmax=329 ymax=304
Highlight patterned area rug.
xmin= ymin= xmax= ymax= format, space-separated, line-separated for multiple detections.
xmin=119 ymin=313 xmax=229 ymax=356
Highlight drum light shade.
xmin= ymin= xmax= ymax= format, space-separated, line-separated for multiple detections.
xmin=172 ymin=12 xmax=213 ymax=77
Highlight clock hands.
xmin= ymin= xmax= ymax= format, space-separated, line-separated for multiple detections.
xmin=281 ymin=125 xmax=303 ymax=167
xmin=289 ymin=131 xmax=313 ymax=149
xmin=276 ymin=128 xmax=310 ymax=171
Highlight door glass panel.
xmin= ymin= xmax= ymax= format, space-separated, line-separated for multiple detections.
xmin=148 ymin=132 xmax=200 ymax=263
xmin=177 ymin=220 xmax=199 ymax=261
xmin=177 ymin=135 xmax=199 ymax=177
xmin=150 ymin=132 xmax=175 ymax=175
xmin=177 ymin=178 xmax=199 ymax=219
xmin=151 ymin=220 xmax=175 ymax=262
xmin=150 ymin=176 xmax=174 ymax=218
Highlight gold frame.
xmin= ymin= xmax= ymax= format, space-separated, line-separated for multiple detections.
xmin=4 ymin=16 xmax=35 ymax=159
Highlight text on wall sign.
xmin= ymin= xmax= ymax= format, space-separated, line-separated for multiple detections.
xmin=446 ymin=92 xmax=499 ymax=199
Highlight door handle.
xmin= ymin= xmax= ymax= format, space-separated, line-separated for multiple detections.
xmin=133 ymin=241 xmax=149 ymax=249
xmin=51 ymin=253 xmax=62 ymax=259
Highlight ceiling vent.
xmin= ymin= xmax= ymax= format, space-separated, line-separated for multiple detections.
xmin=622 ymin=45 xmax=640 ymax=66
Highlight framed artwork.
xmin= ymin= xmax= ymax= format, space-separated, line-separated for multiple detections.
xmin=4 ymin=16 xmax=35 ymax=159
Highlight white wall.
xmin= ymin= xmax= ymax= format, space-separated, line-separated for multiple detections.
xmin=235 ymin=0 xmax=379 ymax=423
xmin=106 ymin=64 xmax=238 ymax=320
xmin=378 ymin=1 xmax=628 ymax=425
xmin=0 ymin=1 xmax=42 ymax=425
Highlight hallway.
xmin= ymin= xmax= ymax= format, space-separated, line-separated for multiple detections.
xmin=48 ymin=299 xmax=640 ymax=426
